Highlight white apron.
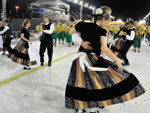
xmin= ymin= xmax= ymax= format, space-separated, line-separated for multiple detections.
xmin=0 ymin=35 xmax=3 ymax=48
xmin=28 ymin=42 xmax=37 ymax=62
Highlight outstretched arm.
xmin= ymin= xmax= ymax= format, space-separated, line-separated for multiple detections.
xmin=69 ymin=28 xmax=77 ymax=35
xmin=0 ymin=26 xmax=9 ymax=35
xmin=21 ymin=33 xmax=30 ymax=42
xmin=101 ymin=36 xmax=123 ymax=71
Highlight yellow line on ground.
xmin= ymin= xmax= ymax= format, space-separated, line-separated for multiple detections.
xmin=0 ymin=51 xmax=77 ymax=87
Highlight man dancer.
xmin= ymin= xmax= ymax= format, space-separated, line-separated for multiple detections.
xmin=119 ymin=18 xmax=136 ymax=66
xmin=40 ymin=16 xmax=54 ymax=67
xmin=0 ymin=20 xmax=13 ymax=54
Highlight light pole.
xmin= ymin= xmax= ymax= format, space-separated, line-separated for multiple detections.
xmin=79 ymin=1 xmax=83 ymax=20
xmin=68 ymin=0 xmax=95 ymax=20
xmin=56 ymin=0 xmax=60 ymax=24
xmin=15 ymin=5 xmax=20 ymax=14
xmin=1 ymin=0 xmax=7 ymax=21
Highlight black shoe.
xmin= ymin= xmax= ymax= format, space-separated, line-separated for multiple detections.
xmin=48 ymin=63 xmax=51 ymax=67
xmin=122 ymin=63 xmax=129 ymax=66
xmin=41 ymin=63 xmax=44 ymax=66
xmin=100 ymin=106 xmax=105 ymax=109
xmin=90 ymin=111 xmax=99 ymax=113
xmin=75 ymin=109 xmax=86 ymax=113
xmin=1 ymin=53 xmax=5 ymax=55
xmin=24 ymin=67 xmax=31 ymax=70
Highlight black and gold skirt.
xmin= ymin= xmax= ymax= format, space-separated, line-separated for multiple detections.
xmin=65 ymin=53 xmax=145 ymax=109
xmin=8 ymin=40 xmax=37 ymax=66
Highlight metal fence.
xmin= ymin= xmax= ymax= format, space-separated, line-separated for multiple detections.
xmin=11 ymin=18 xmax=43 ymax=31
xmin=11 ymin=18 xmax=67 ymax=38
xmin=12 ymin=30 xmax=37 ymax=39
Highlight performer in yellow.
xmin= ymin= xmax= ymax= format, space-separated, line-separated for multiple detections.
xmin=65 ymin=23 xmax=72 ymax=47
xmin=133 ymin=24 xmax=146 ymax=52
xmin=52 ymin=22 xmax=58 ymax=47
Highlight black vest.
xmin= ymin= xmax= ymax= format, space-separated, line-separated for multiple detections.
xmin=5 ymin=24 xmax=13 ymax=37
xmin=0 ymin=26 xmax=4 ymax=36
xmin=0 ymin=26 xmax=4 ymax=31
xmin=42 ymin=22 xmax=53 ymax=40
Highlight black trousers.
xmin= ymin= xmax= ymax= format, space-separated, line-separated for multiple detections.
xmin=39 ymin=39 xmax=53 ymax=64
xmin=3 ymin=37 xmax=12 ymax=53
xmin=120 ymin=41 xmax=133 ymax=64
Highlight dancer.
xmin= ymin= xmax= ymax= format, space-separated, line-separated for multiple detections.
xmin=133 ymin=25 xmax=142 ymax=52
xmin=39 ymin=15 xmax=54 ymax=66
xmin=0 ymin=21 xmax=5 ymax=54
xmin=65 ymin=6 xmax=145 ymax=113
xmin=0 ymin=20 xmax=13 ymax=54
xmin=52 ymin=22 xmax=58 ymax=47
xmin=8 ymin=19 xmax=37 ymax=70
xmin=146 ymin=26 xmax=150 ymax=46
xmin=119 ymin=18 xmax=136 ymax=66
xmin=109 ymin=24 xmax=128 ymax=59
xmin=66 ymin=22 xmax=72 ymax=47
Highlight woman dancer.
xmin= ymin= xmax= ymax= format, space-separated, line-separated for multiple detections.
xmin=65 ymin=6 xmax=145 ymax=113
xmin=8 ymin=19 xmax=37 ymax=70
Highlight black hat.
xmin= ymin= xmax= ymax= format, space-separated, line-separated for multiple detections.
xmin=126 ymin=18 xmax=134 ymax=24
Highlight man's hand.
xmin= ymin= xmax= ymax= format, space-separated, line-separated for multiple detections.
xmin=40 ymin=29 xmax=44 ymax=32
xmin=124 ymin=32 xmax=127 ymax=36
xmin=81 ymin=41 xmax=93 ymax=50
xmin=119 ymin=31 xmax=127 ymax=36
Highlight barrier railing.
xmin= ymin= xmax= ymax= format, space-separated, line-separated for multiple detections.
xmin=12 ymin=30 xmax=37 ymax=38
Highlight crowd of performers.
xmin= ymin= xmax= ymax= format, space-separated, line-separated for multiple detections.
xmin=0 ymin=5 xmax=148 ymax=113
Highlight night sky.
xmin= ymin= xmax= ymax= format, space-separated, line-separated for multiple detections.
xmin=63 ymin=0 xmax=150 ymax=21
xmin=0 ymin=0 xmax=150 ymax=21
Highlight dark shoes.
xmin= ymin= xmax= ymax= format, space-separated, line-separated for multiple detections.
xmin=122 ymin=63 xmax=130 ymax=66
xmin=41 ymin=63 xmax=44 ymax=66
xmin=75 ymin=109 xmax=86 ymax=113
xmin=75 ymin=108 xmax=103 ymax=113
xmin=41 ymin=62 xmax=51 ymax=67
xmin=100 ymin=106 xmax=105 ymax=109
xmin=1 ymin=53 xmax=5 ymax=55
xmin=24 ymin=67 xmax=31 ymax=70
xmin=48 ymin=62 xmax=51 ymax=67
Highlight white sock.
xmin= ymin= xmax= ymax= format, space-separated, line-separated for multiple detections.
xmin=24 ymin=65 xmax=30 ymax=68
xmin=77 ymin=109 xmax=84 ymax=113
xmin=87 ymin=108 xmax=97 ymax=113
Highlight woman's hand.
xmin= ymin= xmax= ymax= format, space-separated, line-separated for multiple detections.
xmin=115 ymin=59 xmax=123 ymax=72
xmin=30 ymin=33 xmax=35 ymax=38
xmin=81 ymin=41 xmax=93 ymax=50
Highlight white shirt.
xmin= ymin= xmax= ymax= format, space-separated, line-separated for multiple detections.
xmin=0 ymin=25 xmax=9 ymax=35
xmin=42 ymin=22 xmax=54 ymax=34
xmin=126 ymin=28 xmax=135 ymax=41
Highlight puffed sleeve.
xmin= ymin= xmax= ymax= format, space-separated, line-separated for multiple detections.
xmin=75 ymin=22 xmax=85 ymax=32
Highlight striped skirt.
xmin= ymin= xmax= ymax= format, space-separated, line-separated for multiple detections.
xmin=65 ymin=53 xmax=145 ymax=109
xmin=8 ymin=40 xmax=37 ymax=66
